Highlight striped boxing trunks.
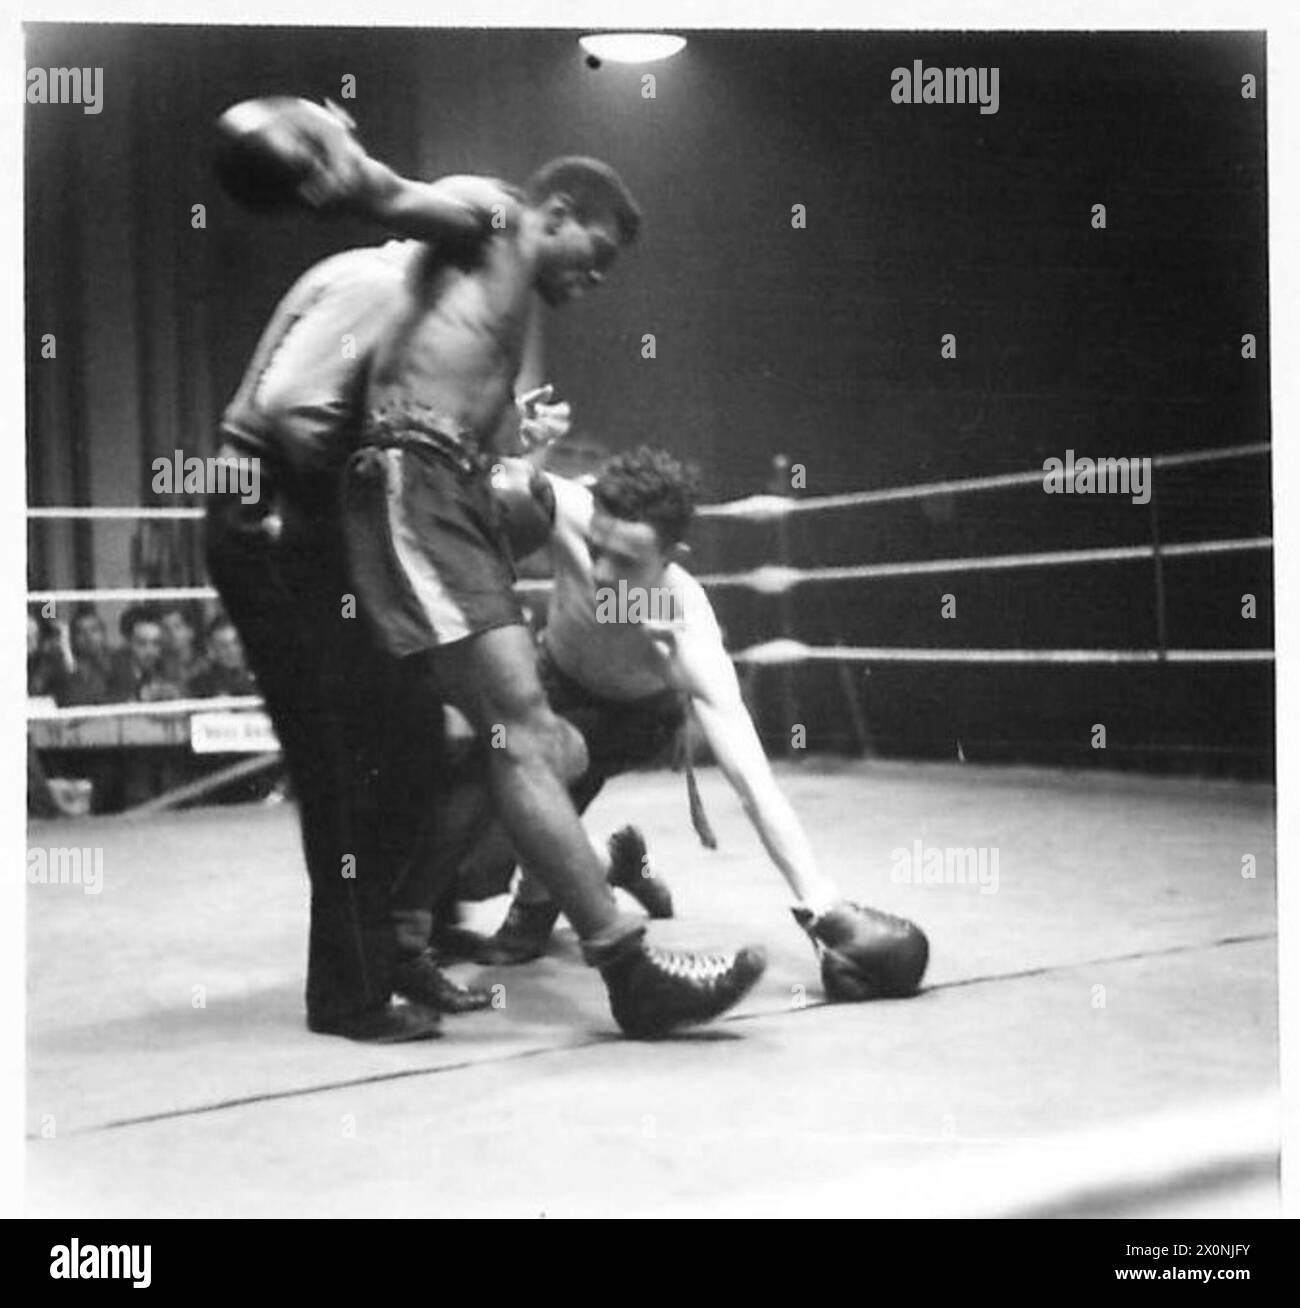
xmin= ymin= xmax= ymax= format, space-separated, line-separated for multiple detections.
xmin=342 ymin=401 xmax=524 ymax=657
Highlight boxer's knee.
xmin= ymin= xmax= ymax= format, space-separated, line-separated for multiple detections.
xmin=488 ymin=689 xmax=576 ymax=780
xmin=458 ymin=628 xmax=582 ymax=782
xmin=550 ymin=717 xmax=589 ymax=785
xmin=522 ymin=712 xmax=587 ymax=785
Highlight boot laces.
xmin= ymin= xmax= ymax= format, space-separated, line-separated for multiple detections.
xmin=647 ymin=946 xmax=735 ymax=983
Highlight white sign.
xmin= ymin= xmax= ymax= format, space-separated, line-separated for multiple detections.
xmin=190 ymin=711 xmax=280 ymax=755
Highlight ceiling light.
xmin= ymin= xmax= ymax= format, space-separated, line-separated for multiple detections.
xmin=579 ymin=34 xmax=687 ymax=64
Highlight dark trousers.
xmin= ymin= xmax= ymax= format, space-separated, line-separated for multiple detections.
xmin=206 ymin=486 xmax=442 ymax=1024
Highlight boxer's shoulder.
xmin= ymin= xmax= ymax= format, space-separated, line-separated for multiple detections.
xmin=661 ymin=563 xmax=721 ymax=639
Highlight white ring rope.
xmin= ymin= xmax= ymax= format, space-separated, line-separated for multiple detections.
xmin=26 ymin=440 xmax=1270 ymax=525
xmin=729 ymin=641 xmax=1274 ymax=667
xmin=27 ymin=644 xmax=1273 ymax=726
xmin=27 ymin=694 xmax=265 ymax=723
xmin=27 ymin=535 xmax=1270 ymax=606
xmin=27 ymin=506 xmax=207 ymax=520
xmin=25 ymin=442 xmax=1272 ymax=722
xmin=27 ymin=646 xmax=1273 ymax=726
xmin=698 ymin=440 xmax=1271 ymax=520
xmin=28 ymin=586 xmax=220 ymax=604
xmin=693 ymin=536 xmax=1271 ymax=593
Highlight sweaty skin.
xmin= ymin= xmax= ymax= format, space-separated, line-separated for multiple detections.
xmin=367 ymin=192 xmax=529 ymax=439
xmin=365 ymin=179 xmax=617 ymax=448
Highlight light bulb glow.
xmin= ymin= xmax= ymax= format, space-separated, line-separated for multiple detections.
xmin=579 ymin=34 xmax=687 ymax=64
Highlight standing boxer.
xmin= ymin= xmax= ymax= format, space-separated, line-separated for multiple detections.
xmin=209 ymin=111 xmax=596 ymax=1040
xmin=327 ymin=154 xmax=766 ymax=1034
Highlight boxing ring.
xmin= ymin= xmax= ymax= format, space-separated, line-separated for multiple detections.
xmin=24 ymin=444 xmax=1278 ymax=1217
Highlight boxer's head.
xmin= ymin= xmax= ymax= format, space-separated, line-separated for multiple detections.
xmin=589 ymin=446 xmax=697 ymax=593
xmin=526 ymin=157 xmax=640 ymax=306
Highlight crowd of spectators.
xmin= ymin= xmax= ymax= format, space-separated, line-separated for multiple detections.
xmin=27 ymin=602 xmax=258 ymax=705
xmin=28 ymin=601 xmax=269 ymax=815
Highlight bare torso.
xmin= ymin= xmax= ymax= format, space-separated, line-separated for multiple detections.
xmin=366 ymin=183 xmax=535 ymax=448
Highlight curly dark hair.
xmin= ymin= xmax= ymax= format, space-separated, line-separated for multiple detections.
xmin=592 ymin=446 xmax=699 ymax=547
xmin=525 ymin=156 xmax=641 ymax=246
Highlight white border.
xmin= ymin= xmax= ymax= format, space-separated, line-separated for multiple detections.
xmin=3 ymin=1 xmax=1294 ymax=1223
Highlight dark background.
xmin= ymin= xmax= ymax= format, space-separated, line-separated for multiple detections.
xmin=25 ymin=26 xmax=1273 ymax=773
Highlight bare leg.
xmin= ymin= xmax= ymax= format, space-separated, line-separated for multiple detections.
xmin=426 ymin=624 xmax=631 ymax=947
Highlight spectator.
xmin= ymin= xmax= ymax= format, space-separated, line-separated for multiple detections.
xmin=159 ymin=602 xmax=208 ymax=693
xmin=27 ymin=607 xmax=70 ymax=699
xmin=57 ymin=605 xmax=114 ymax=706
xmin=102 ymin=607 xmax=185 ymax=808
xmin=191 ymin=615 xmax=258 ymax=697
xmin=107 ymin=607 xmax=182 ymax=703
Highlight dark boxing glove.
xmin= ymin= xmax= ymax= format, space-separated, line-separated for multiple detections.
xmin=794 ymin=901 xmax=929 ymax=1001
xmin=213 ymin=97 xmax=358 ymax=211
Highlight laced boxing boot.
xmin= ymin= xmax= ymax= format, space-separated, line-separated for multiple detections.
xmin=605 ymin=825 xmax=675 ymax=919
xmin=793 ymin=901 xmax=929 ymax=1001
xmin=392 ymin=947 xmax=494 ymax=1013
xmin=595 ymin=930 xmax=768 ymax=1038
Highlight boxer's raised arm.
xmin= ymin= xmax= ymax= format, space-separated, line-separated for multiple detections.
xmin=343 ymin=163 xmax=520 ymax=242
xmin=215 ymin=98 xmax=519 ymax=240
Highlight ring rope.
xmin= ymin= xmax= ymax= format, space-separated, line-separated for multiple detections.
xmin=28 ymin=586 xmax=221 ymax=604
xmin=26 ymin=440 xmax=1269 ymax=525
xmin=697 ymin=440 xmax=1270 ymax=520
xmin=693 ymin=536 xmax=1271 ymax=593
xmin=27 ymin=506 xmax=208 ymax=520
xmin=26 ymin=644 xmax=1273 ymax=725
xmin=27 ymin=694 xmax=264 ymax=723
xmin=26 ymin=535 xmax=1271 ymax=607
xmin=25 ymin=442 xmax=1272 ymax=721
xmin=729 ymin=641 xmax=1274 ymax=667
